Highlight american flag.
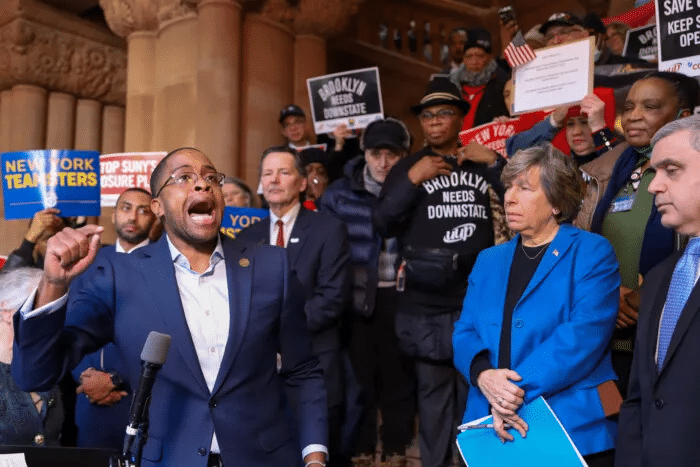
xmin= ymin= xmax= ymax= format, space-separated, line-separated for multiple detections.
xmin=504 ymin=31 xmax=537 ymax=68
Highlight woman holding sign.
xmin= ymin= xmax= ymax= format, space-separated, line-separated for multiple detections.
xmin=580 ymin=71 xmax=699 ymax=397
xmin=453 ymin=144 xmax=619 ymax=467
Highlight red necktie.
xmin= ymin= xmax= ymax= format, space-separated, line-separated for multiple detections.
xmin=276 ymin=220 xmax=284 ymax=247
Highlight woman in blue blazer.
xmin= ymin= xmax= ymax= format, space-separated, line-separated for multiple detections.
xmin=453 ymin=144 xmax=620 ymax=466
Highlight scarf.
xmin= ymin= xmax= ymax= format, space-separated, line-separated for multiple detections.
xmin=450 ymin=59 xmax=498 ymax=87
xmin=363 ymin=163 xmax=383 ymax=197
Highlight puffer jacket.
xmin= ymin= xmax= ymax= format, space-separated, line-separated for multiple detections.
xmin=319 ymin=156 xmax=383 ymax=318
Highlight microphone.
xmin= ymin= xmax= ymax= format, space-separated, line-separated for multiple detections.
xmin=122 ymin=331 xmax=171 ymax=461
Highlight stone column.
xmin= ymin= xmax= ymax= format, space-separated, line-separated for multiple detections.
xmin=102 ymin=105 xmax=126 ymax=154
xmin=291 ymin=0 xmax=362 ymax=133
xmin=99 ymin=0 xmax=159 ymax=152
xmin=293 ymin=34 xmax=326 ymax=119
xmin=240 ymin=13 xmax=294 ymax=185
xmin=0 ymin=89 xmax=12 ymax=252
xmin=74 ymin=99 xmax=102 ymax=150
xmin=0 ymin=90 xmax=13 ymax=153
xmin=195 ymin=0 xmax=242 ymax=179
xmin=10 ymin=84 xmax=47 ymax=151
xmin=153 ymin=11 xmax=198 ymax=151
xmin=125 ymin=31 xmax=157 ymax=152
xmin=46 ymin=92 xmax=76 ymax=149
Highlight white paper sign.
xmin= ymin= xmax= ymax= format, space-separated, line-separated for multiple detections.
xmin=0 ymin=453 xmax=28 ymax=467
xmin=512 ymin=37 xmax=594 ymax=115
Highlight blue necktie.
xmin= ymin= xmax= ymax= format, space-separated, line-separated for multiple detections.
xmin=657 ymin=237 xmax=700 ymax=371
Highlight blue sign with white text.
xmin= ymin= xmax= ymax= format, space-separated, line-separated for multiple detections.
xmin=2 ymin=149 xmax=101 ymax=220
xmin=220 ymin=206 xmax=269 ymax=239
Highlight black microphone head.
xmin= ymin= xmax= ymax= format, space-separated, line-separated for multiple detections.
xmin=141 ymin=331 xmax=171 ymax=365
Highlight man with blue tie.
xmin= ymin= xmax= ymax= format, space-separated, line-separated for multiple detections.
xmin=616 ymin=115 xmax=700 ymax=467
xmin=12 ymin=147 xmax=328 ymax=467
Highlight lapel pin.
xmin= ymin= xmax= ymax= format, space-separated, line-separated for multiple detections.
xmin=239 ymin=258 xmax=250 ymax=267
xmin=290 ymin=238 xmax=299 ymax=243
xmin=553 ymin=249 xmax=559 ymax=257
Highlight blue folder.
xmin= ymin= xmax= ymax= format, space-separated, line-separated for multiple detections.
xmin=456 ymin=396 xmax=586 ymax=466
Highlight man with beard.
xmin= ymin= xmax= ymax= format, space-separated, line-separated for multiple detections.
xmin=12 ymin=148 xmax=328 ymax=467
xmin=111 ymin=188 xmax=158 ymax=253
xmin=71 ymin=187 xmax=157 ymax=449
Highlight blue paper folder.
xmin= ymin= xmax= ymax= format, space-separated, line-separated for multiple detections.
xmin=456 ymin=396 xmax=586 ymax=466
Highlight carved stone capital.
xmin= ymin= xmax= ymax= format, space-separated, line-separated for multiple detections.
xmin=0 ymin=18 xmax=126 ymax=105
xmin=99 ymin=0 xmax=159 ymax=38
xmin=260 ymin=0 xmax=295 ymax=26
xmin=293 ymin=0 xmax=363 ymax=37
xmin=157 ymin=0 xmax=198 ymax=24
xmin=256 ymin=0 xmax=362 ymax=37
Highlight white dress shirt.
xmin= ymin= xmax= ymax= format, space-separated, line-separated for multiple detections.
xmin=115 ymin=238 xmax=150 ymax=254
xmin=269 ymin=203 xmax=302 ymax=248
xmin=166 ymin=236 xmax=229 ymax=453
xmin=20 ymin=233 xmax=326 ymax=459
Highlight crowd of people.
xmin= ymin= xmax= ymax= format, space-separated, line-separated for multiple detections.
xmin=2 ymin=6 xmax=700 ymax=467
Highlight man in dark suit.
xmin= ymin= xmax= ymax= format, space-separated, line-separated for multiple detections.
xmin=236 ymin=146 xmax=352 ymax=466
xmin=12 ymin=147 xmax=328 ymax=467
xmin=616 ymin=115 xmax=700 ymax=467
xmin=72 ymin=187 xmax=157 ymax=449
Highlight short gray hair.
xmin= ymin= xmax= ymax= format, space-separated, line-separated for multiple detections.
xmin=222 ymin=177 xmax=253 ymax=207
xmin=501 ymin=144 xmax=584 ymax=224
xmin=651 ymin=114 xmax=700 ymax=150
xmin=0 ymin=267 xmax=44 ymax=312
xmin=259 ymin=146 xmax=306 ymax=178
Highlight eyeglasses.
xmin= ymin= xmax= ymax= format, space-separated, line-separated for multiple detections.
xmin=419 ymin=108 xmax=457 ymax=121
xmin=155 ymin=170 xmax=226 ymax=197
xmin=544 ymin=26 xmax=585 ymax=43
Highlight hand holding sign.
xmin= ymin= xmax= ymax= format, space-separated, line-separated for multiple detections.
xmin=36 ymin=224 xmax=103 ymax=308
xmin=580 ymin=93 xmax=606 ymax=132
xmin=25 ymin=208 xmax=62 ymax=243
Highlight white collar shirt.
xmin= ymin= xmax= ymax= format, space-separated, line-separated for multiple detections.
xmin=115 ymin=238 xmax=150 ymax=254
xmin=269 ymin=202 xmax=301 ymax=248
xmin=166 ymin=235 xmax=229 ymax=454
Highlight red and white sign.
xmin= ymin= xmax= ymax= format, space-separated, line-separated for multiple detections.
xmin=100 ymin=152 xmax=166 ymax=207
xmin=460 ymin=120 xmax=519 ymax=157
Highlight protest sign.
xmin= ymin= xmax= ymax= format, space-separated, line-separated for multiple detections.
xmin=459 ymin=120 xmax=519 ymax=157
xmin=623 ymin=24 xmax=658 ymax=61
xmin=512 ymin=37 xmax=594 ymax=115
xmin=306 ymin=67 xmax=384 ymax=134
xmin=2 ymin=150 xmax=100 ymax=220
xmin=220 ymin=206 xmax=269 ymax=239
xmin=460 ymin=87 xmax=616 ymax=157
xmin=655 ymin=0 xmax=700 ymax=76
xmin=100 ymin=152 xmax=166 ymax=207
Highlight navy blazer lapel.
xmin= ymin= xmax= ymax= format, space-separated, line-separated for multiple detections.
xmin=644 ymin=256 xmax=675 ymax=382
xmin=286 ymin=207 xmax=311 ymax=266
xmin=657 ymin=252 xmax=700 ymax=376
xmin=516 ymin=224 xmax=576 ymax=305
xmin=213 ymin=237 xmax=252 ymax=393
xmin=136 ymin=237 xmax=209 ymax=394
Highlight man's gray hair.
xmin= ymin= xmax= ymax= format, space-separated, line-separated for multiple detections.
xmin=651 ymin=114 xmax=700 ymax=151
xmin=0 ymin=267 xmax=44 ymax=312
xmin=501 ymin=143 xmax=585 ymax=224
xmin=259 ymin=146 xmax=307 ymax=178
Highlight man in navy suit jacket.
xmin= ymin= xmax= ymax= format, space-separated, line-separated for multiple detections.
xmin=12 ymin=148 xmax=328 ymax=467
xmin=616 ymin=116 xmax=700 ymax=467
xmin=236 ymin=146 xmax=352 ymax=465
xmin=72 ymin=187 xmax=157 ymax=449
